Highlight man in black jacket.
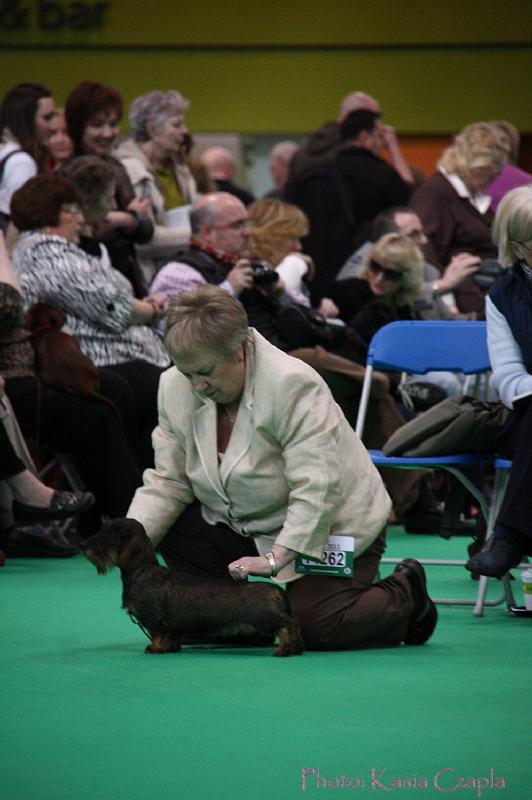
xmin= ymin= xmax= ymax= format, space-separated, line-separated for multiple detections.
xmin=285 ymin=110 xmax=411 ymax=304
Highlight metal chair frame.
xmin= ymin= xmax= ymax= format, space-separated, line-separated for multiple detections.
xmin=354 ymin=320 xmax=518 ymax=615
xmin=36 ymin=450 xmax=85 ymax=542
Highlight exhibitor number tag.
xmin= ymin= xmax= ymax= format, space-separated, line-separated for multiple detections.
xmin=295 ymin=535 xmax=354 ymax=578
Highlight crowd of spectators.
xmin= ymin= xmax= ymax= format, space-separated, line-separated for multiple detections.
xmin=1 ymin=79 xmax=531 ymax=579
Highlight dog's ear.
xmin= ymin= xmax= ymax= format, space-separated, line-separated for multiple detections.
xmin=25 ymin=302 xmax=66 ymax=330
xmin=117 ymin=528 xmax=152 ymax=571
xmin=80 ymin=544 xmax=113 ymax=574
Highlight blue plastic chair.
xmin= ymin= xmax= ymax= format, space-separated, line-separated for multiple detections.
xmin=354 ymin=320 xmax=517 ymax=615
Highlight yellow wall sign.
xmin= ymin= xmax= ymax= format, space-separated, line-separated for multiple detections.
xmin=0 ymin=1 xmax=110 ymax=31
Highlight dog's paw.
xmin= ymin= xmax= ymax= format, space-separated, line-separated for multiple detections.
xmin=144 ymin=637 xmax=182 ymax=654
xmin=273 ymin=641 xmax=304 ymax=657
xmin=145 ymin=643 xmax=166 ymax=654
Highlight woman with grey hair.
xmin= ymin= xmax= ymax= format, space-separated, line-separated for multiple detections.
xmin=467 ymin=185 xmax=532 ymax=578
xmin=411 ymin=122 xmax=508 ymax=313
xmin=114 ymin=90 xmax=198 ymax=283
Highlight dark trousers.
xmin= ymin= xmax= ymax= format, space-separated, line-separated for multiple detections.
xmin=158 ymin=502 xmax=413 ymax=650
xmin=106 ymin=360 xmax=166 ymax=470
xmin=0 ymin=422 xmax=25 ymax=480
xmin=6 ymin=375 xmax=142 ymax=519
xmin=496 ymin=399 xmax=532 ymax=550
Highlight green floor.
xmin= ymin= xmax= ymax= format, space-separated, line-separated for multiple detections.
xmin=1 ymin=526 xmax=530 ymax=800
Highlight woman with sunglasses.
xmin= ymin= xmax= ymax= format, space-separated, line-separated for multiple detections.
xmin=330 ymin=232 xmax=423 ymax=361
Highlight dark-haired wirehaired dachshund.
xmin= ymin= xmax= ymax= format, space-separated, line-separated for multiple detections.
xmin=25 ymin=302 xmax=117 ymax=413
xmin=81 ymin=518 xmax=304 ymax=657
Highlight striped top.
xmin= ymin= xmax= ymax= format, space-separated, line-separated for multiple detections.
xmin=12 ymin=231 xmax=169 ymax=368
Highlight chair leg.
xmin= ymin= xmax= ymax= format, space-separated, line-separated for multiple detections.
xmin=472 ymin=468 xmax=511 ymax=615
xmin=36 ymin=451 xmax=86 ymax=541
xmin=473 ymin=576 xmax=490 ymax=616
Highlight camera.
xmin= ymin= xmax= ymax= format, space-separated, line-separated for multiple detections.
xmin=250 ymin=259 xmax=279 ymax=286
xmin=472 ymin=259 xmax=505 ymax=290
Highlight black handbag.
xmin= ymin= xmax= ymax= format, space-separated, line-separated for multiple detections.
xmin=275 ymin=304 xmax=338 ymax=349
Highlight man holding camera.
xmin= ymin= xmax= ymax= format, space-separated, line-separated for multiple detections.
xmin=149 ymin=192 xmax=255 ymax=303
xmin=150 ymin=191 xmax=329 ymax=354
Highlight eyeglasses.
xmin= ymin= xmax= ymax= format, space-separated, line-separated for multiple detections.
xmin=368 ymin=259 xmax=401 ymax=282
xmin=210 ymin=219 xmax=249 ymax=231
xmin=61 ymin=205 xmax=84 ymax=218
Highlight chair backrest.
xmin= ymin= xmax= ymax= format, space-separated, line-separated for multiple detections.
xmin=355 ymin=320 xmax=489 ymax=439
xmin=367 ymin=320 xmax=489 ymax=375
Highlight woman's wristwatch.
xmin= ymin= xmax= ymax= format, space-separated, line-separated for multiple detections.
xmin=264 ymin=551 xmax=279 ymax=577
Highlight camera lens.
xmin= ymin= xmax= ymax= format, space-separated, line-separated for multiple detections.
xmin=250 ymin=259 xmax=279 ymax=286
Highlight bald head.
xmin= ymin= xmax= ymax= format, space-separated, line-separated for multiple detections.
xmin=269 ymin=141 xmax=300 ymax=187
xmin=190 ymin=192 xmax=249 ymax=257
xmin=339 ymin=91 xmax=381 ymax=122
xmin=201 ymin=147 xmax=237 ymax=180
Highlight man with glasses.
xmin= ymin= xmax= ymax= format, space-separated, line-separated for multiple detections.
xmin=336 ymin=206 xmax=481 ymax=320
xmin=149 ymin=192 xmax=254 ymax=303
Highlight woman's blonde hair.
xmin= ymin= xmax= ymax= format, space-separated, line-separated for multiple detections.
xmin=248 ymin=198 xmax=309 ymax=267
xmin=164 ymin=285 xmax=248 ymax=361
xmin=492 ymin=185 xmax=532 ymax=267
xmin=438 ymin=122 xmax=508 ymax=182
xmin=363 ymin=233 xmax=424 ymax=305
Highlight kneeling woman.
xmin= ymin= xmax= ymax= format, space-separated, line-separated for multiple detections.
xmin=126 ymin=285 xmax=437 ymax=650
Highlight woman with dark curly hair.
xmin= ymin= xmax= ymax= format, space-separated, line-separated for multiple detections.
xmin=63 ymin=80 xmax=154 ymax=297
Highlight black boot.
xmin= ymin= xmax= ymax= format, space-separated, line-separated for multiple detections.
xmin=465 ymin=537 xmax=522 ymax=578
xmin=394 ymin=559 xmax=438 ymax=645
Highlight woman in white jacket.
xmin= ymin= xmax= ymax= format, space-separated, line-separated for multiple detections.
xmin=114 ymin=90 xmax=198 ymax=284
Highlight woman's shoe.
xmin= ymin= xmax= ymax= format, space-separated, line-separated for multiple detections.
xmin=12 ymin=491 xmax=95 ymax=525
xmin=4 ymin=524 xmax=80 ymax=558
xmin=465 ymin=537 xmax=522 ymax=578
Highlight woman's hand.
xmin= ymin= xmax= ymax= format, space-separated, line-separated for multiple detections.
xmin=317 ymin=297 xmax=339 ymax=318
xmin=130 ymin=297 xmax=165 ymax=325
xmin=128 ymin=196 xmax=151 ymax=217
xmin=145 ymin=292 xmax=167 ymax=317
xmin=228 ymin=544 xmax=296 ymax=581
xmin=228 ymin=556 xmax=272 ymax=581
